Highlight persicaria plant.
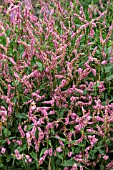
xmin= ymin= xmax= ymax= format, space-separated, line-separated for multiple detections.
xmin=0 ymin=0 xmax=113 ymax=169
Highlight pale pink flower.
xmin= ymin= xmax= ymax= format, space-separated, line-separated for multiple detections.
xmin=56 ymin=147 xmax=62 ymax=153
xmin=14 ymin=150 xmax=22 ymax=160
xmin=39 ymin=155 xmax=46 ymax=165
xmin=48 ymin=148 xmax=53 ymax=156
xmin=98 ymin=81 xmax=105 ymax=93
xmin=44 ymin=150 xmax=48 ymax=155
xmin=65 ymin=117 xmax=69 ymax=125
xmin=71 ymin=163 xmax=77 ymax=170
xmin=6 ymin=138 xmax=11 ymax=145
xmin=28 ymin=158 xmax=32 ymax=162
xmin=26 ymin=155 xmax=30 ymax=160
xmin=23 ymin=0 xmax=32 ymax=9
xmin=80 ymin=166 xmax=83 ymax=170
xmin=101 ymin=51 xmax=106 ymax=58
xmin=1 ymin=116 xmax=7 ymax=122
xmin=89 ymin=27 xmax=95 ymax=38
xmin=12 ymin=140 xmax=22 ymax=146
xmin=88 ymin=135 xmax=98 ymax=146
xmin=18 ymin=125 xmax=25 ymax=138
xmin=71 ymin=113 xmax=77 ymax=120
xmin=101 ymin=60 xmax=107 ymax=65
xmin=1 ymin=147 xmax=6 ymax=154
xmin=68 ymin=152 xmax=73 ymax=157
xmin=64 ymin=168 xmax=69 ymax=170
xmin=106 ymin=160 xmax=113 ymax=169
xmin=103 ymin=155 xmax=109 ymax=160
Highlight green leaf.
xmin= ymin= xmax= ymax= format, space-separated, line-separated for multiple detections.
xmin=96 ymin=81 xmax=100 ymax=87
xmin=62 ymin=159 xmax=74 ymax=167
xmin=3 ymin=127 xmax=11 ymax=137
xmin=18 ymin=44 xmax=24 ymax=52
xmin=6 ymin=155 xmax=12 ymax=162
xmin=48 ymin=140 xmax=52 ymax=147
xmin=106 ymin=75 xmax=113 ymax=81
xmin=83 ymin=89 xmax=88 ymax=95
xmin=54 ymin=136 xmax=65 ymax=142
xmin=98 ymin=148 xmax=105 ymax=155
xmin=30 ymin=152 xmax=37 ymax=161
xmin=99 ymin=165 xmax=104 ymax=170
xmin=13 ymin=97 xmax=18 ymax=104
xmin=105 ymin=64 xmax=113 ymax=73
xmin=17 ymin=144 xmax=26 ymax=152
xmin=107 ymin=46 xmax=112 ymax=54
xmin=0 ymin=60 xmax=6 ymax=63
xmin=36 ymin=61 xmax=43 ymax=71
xmin=0 ymin=36 xmax=6 ymax=45
xmin=6 ymin=29 xmax=11 ymax=36
xmin=0 ymin=163 xmax=3 ymax=168
xmin=27 ymin=124 xmax=34 ymax=131
xmin=8 ymin=137 xmax=16 ymax=140
xmin=22 ymin=96 xmax=31 ymax=103
xmin=51 ymin=157 xmax=56 ymax=170
xmin=15 ymin=113 xmax=27 ymax=119
xmin=40 ymin=148 xmax=47 ymax=157
xmin=56 ymin=152 xmax=63 ymax=160
xmin=58 ymin=108 xmax=68 ymax=118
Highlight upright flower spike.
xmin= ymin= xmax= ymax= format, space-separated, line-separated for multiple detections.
xmin=18 ymin=124 xmax=25 ymax=138
xmin=0 ymin=0 xmax=113 ymax=168
xmin=22 ymin=0 xmax=32 ymax=9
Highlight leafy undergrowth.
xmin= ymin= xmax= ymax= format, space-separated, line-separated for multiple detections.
xmin=0 ymin=0 xmax=113 ymax=170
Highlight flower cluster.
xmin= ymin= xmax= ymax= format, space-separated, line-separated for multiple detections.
xmin=0 ymin=0 xmax=113 ymax=169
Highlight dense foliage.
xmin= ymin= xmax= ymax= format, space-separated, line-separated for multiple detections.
xmin=0 ymin=0 xmax=113 ymax=169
